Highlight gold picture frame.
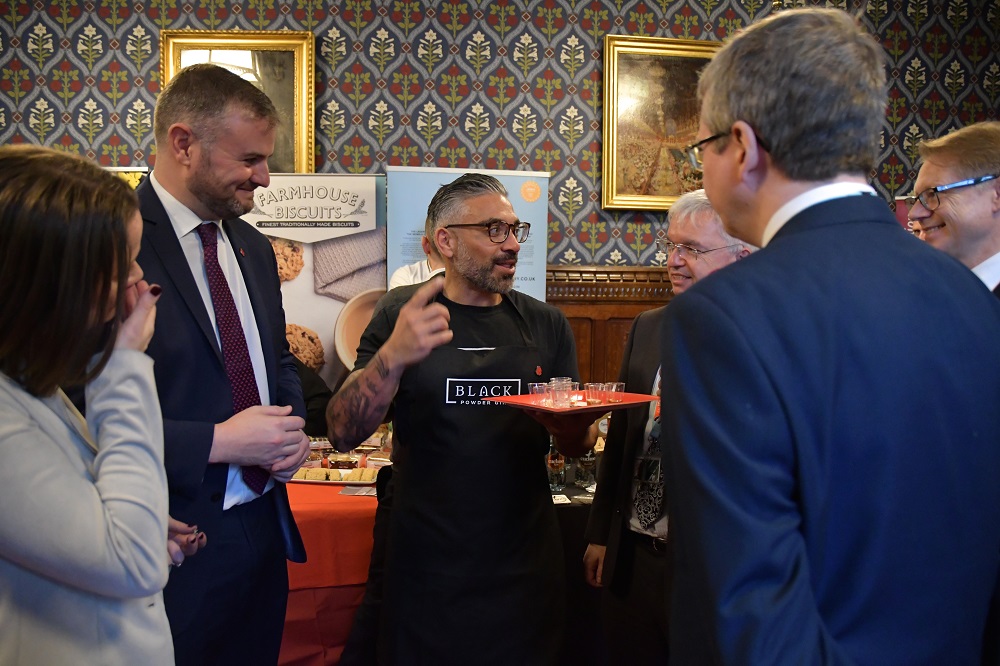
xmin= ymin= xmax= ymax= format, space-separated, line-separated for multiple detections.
xmin=602 ymin=35 xmax=721 ymax=210
xmin=160 ymin=30 xmax=315 ymax=174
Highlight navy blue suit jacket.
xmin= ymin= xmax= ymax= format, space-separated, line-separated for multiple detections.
xmin=586 ymin=306 xmax=664 ymax=589
xmin=135 ymin=179 xmax=306 ymax=564
xmin=661 ymin=194 xmax=1000 ymax=664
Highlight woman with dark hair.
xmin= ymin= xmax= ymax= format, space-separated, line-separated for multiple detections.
xmin=0 ymin=145 xmax=201 ymax=665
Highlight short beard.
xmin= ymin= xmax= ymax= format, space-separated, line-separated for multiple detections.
xmin=188 ymin=147 xmax=254 ymax=220
xmin=452 ymin=239 xmax=516 ymax=295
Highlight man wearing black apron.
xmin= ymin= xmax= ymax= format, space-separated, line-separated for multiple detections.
xmin=328 ymin=173 xmax=592 ymax=665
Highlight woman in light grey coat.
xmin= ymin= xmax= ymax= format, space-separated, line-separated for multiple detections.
xmin=0 ymin=146 xmax=203 ymax=665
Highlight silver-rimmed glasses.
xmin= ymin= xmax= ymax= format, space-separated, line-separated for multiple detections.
xmin=443 ymin=220 xmax=530 ymax=243
xmin=905 ymin=174 xmax=999 ymax=212
xmin=656 ymin=239 xmax=740 ymax=260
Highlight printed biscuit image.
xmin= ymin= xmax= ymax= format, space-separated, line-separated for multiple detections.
xmin=286 ymin=323 xmax=325 ymax=371
xmin=268 ymin=236 xmax=305 ymax=282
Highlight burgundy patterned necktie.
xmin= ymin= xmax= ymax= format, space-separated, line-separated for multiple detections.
xmin=197 ymin=223 xmax=270 ymax=495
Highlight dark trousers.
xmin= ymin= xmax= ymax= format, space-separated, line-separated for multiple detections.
xmin=600 ymin=530 xmax=672 ymax=665
xmin=341 ymin=465 xmax=394 ymax=666
xmin=166 ymin=493 xmax=289 ymax=666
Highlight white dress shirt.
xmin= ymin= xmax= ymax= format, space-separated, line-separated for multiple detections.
xmin=973 ymin=250 xmax=1000 ymax=292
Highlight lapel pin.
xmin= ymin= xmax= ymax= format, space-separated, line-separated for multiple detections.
xmin=535 ymin=365 xmax=542 ymax=376
xmin=239 ymin=248 xmax=246 ymax=257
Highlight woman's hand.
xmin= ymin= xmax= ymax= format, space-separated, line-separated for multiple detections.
xmin=116 ymin=281 xmax=161 ymax=352
xmin=167 ymin=517 xmax=207 ymax=568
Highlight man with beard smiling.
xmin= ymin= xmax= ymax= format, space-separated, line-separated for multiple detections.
xmin=327 ymin=172 xmax=592 ymax=663
xmin=136 ymin=63 xmax=311 ymax=664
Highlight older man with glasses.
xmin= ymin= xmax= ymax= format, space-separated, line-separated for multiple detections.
xmin=583 ymin=189 xmax=752 ymax=664
xmin=658 ymin=189 xmax=754 ymax=297
xmin=907 ymin=121 xmax=1000 ymax=296
xmin=660 ymin=9 xmax=1000 ymax=664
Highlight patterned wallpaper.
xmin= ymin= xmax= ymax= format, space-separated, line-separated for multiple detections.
xmin=1 ymin=1 xmax=998 ymax=266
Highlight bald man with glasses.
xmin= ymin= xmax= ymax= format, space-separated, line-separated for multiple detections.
xmin=908 ymin=121 xmax=1000 ymax=296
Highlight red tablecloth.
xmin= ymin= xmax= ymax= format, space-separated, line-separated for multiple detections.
xmin=279 ymin=483 xmax=378 ymax=666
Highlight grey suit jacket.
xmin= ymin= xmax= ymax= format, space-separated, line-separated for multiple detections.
xmin=0 ymin=352 xmax=172 ymax=665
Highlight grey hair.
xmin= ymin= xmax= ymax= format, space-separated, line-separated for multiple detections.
xmin=668 ymin=189 xmax=756 ymax=256
xmin=698 ymin=8 xmax=887 ymax=181
xmin=425 ymin=172 xmax=508 ymax=237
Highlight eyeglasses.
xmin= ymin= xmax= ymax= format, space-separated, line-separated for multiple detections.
xmin=684 ymin=132 xmax=728 ymax=170
xmin=684 ymin=129 xmax=772 ymax=171
xmin=904 ymin=174 xmax=999 ymax=212
xmin=443 ymin=220 xmax=530 ymax=244
xmin=656 ymin=239 xmax=740 ymax=259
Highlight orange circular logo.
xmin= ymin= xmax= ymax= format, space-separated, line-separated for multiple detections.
xmin=521 ymin=181 xmax=542 ymax=203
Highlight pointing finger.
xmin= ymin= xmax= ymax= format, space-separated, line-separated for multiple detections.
xmin=405 ymin=275 xmax=445 ymax=309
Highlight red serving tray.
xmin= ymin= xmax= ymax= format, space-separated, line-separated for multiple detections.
xmin=482 ymin=392 xmax=658 ymax=414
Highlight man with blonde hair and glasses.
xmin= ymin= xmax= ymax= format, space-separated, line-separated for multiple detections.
xmin=662 ymin=8 xmax=1000 ymax=663
xmin=908 ymin=121 xmax=1000 ymax=296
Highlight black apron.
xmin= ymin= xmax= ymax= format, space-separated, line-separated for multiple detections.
xmin=382 ymin=296 xmax=565 ymax=665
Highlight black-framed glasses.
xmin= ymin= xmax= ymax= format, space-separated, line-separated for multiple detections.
xmin=443 ymin=220 xmax=530 ymax=243
xmin=904 ymin=174 xmax=999 ymax=212
xmin=684 ymin=128 xmax=772 ymax=171
xmin=656 ymin=239 xmax=739 ymax=259
xmin=684 ymin=132 xmax=728 ymax=170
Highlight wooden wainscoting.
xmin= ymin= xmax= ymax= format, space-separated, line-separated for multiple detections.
xmin=546 ymin=265 xmax=673 ymax=384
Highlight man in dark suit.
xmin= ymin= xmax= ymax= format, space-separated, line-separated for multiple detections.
xmin=907 ymin=121 xmax=1000 ymax=297
xmin=662 ymin=9 xmax=1000 ymax=664
xmin=137 ymin=63 xmax=310 ymax=665
xmin=583 ymin=189 xmax=752 ymax=664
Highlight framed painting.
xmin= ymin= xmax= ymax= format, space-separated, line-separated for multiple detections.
xmin=602 ymin=35 xmax=721 ymax=210
xmin=160 ymin=30 xmax=315 ymax=174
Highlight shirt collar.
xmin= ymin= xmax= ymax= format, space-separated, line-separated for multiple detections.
xmin=760 ymin=182 xmax=877 ymax=247
xmin=972 ymin=249 xmax=1000 ymax=291
xmin=149 ymin=172 xmax=218 ymax=240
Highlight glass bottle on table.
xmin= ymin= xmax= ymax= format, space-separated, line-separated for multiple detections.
xmin=546 ymin=439 xmax=566 ymax=492
xmin=575 ymin=447 xmax=597 ymax=488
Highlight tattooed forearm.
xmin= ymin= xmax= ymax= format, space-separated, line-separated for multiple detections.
xmin=326 ymin=349 xmax=400 ymax=451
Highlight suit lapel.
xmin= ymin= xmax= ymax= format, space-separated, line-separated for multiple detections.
xmin=137 ymin=180 xmax=224 ymax=365
xmin=624 ymin=311 xmax=662 ymax=461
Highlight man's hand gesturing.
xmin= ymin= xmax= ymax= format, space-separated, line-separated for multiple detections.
xmin=380 ymin=276 xmax=453 ymax=370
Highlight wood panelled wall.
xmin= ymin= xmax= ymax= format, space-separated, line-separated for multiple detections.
xmin=547 ymin=266 xmax=673 ymax=384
